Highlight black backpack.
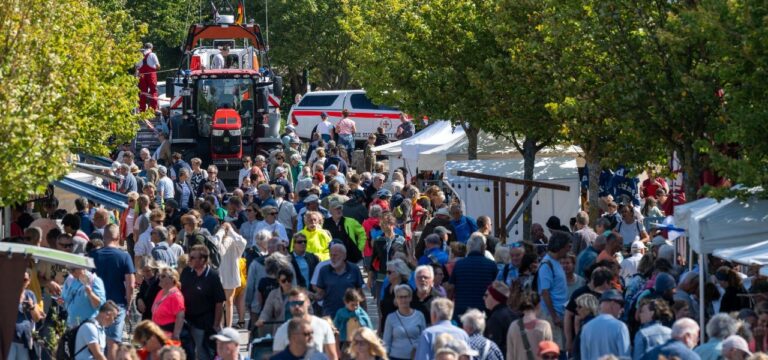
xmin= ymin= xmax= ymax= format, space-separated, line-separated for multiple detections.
xmin=56 ymin=319 xmax=95 ymax=360
xmin=187 ymin=232 xmax=221 ymax=268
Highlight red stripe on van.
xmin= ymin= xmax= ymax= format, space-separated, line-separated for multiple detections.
xmin=291 ymin=110 xmax=400 ymax=119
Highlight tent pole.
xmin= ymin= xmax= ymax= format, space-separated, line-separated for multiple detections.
xmin=699 ymin=253 xmax=706 ymax=345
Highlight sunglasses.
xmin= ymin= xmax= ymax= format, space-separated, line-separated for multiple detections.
xmin=287 ymin=300 xmax=305 ymax=308
xmin=294 ymin=240 xmax=307 ymax=245
xmin=269 ymin=212 xmax=278 ymax=216
xmin=189 ymin=255 xmax=204 ymax=260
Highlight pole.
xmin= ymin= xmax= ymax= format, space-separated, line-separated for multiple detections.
xmin=699 ymin=252 xmax=706 ymax=345
xmin=264 ymin=0 xmax=269 ymax=48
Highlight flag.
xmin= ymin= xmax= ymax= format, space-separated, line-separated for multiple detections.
xmin=235 ymin=0 xmax=244 ymax=24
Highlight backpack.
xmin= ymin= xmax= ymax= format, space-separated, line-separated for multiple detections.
xmin=56 ymin=319 xmax=94 ymax=360
xmin=531 ymin=260 xmax=554 ymax=293
xmin=187 ymin=232 xmax=221 ymax=268
xmin=372 ymin=234 xmax=406 ymax=272
xmin=151 ymin=243 xmax=177 ymax=267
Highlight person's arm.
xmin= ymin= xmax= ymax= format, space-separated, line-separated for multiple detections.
xmin=414 ymin=333 xmax=429 ymax=360
xmin=639 ymin=229 xmax=650 ymax=242
xmin=382 ymin=314 xmax=393 ymax=349
xmin=84 ymin=284 xmax=102 ymax=309
xmin=324 ymin=343 xmax=339 ymax=360
xmin=88 ymin=341 xmax=108 ymax=360
xmin=172 ymin=311 xmax=185 ymax=340
xmin=214 ymin=302 xmax=224 ymax=331
xmin=125 ymin=273 xmax=136 ymax=308
xmin=564 ymin=309 xmax=575 ymax=354
xmin=541 ymin=290 xmax=561 ymax=326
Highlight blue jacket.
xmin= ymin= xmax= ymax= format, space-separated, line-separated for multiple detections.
xmin=641 ymin=339 xmax=701 ymax=360
xmin=450 ymin=216 xmax=478 ymax=243
xmin=418 ymin=247 xmax=449 ymax=266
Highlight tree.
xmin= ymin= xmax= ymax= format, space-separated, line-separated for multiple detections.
xmin=121 ymin=0 xmax=201 ymax=67
xmin=710 ymin=0 xmax=768 ymax=197
xmin=484 ymin=0 xmax=567 ymax=238
xmin=251 ymin=0 xmax=357 ymax=96
xmin=0 ymin=0 xmax=143 ymax=205
xmin=541 ymin=0 xmax=666 ymax=223
xmin=343 ymin=0 xmax=571 ymax=239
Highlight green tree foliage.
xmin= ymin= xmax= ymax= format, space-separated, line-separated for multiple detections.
xmin=120 ymin=0 xmax=201 ymax=67
xmin=251 ymin=0 xmax=357 ymax=95
xmin=711 ymin=0 xmax=768 ymax=196
xmin=540 ymin=1 xmax=666 ymax=221
xmin=0 ymin=0 xmax=143 ymax=205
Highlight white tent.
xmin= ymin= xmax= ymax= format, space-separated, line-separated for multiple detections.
xmin=421 ymin=131 xmax=585 ymax=168
xmin=674 ymin=195 xmax=768 ymax=343
xmin=713 ymin=239 xmax=768 ymax=265
xmin=445 ymin=157 xmax=581 ymax=239
xmin=371 ymin=121 xmax=464 ymax=178
xmin=682 ymin=197 xmax=768 ymax=255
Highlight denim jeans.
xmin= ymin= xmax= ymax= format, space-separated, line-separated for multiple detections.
xmin=189 ymin=325 xmax=214 ymax=360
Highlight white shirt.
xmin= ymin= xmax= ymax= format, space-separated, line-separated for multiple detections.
xmin=620 ymin=252 xmax=644 ymax=282
xmin=272 ymin=315 xmax=335 ymax=353
xmin=135 ymin=227 xmax=155 ymax=257
xmin=238 ymin=167 xmax=251 ymax=187
xmin=216 ymin=228 xmax=247 ymax=289
xmin=253 ymin=220 xmax=289 ymax=242
xmin=157 ymin=176 xmax=175 ymax=199
xmin=136 ymin=50 xmax=160 ymax=69
xmin=276 ymin=199 xmax=298 ymax=232
xmin=316 ymin=120 xmax=334 ymax=136
xmin=212 ymin=53 xmax=226 ymax=69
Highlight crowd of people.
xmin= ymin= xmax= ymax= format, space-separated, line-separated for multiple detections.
xmin=6 ymin=115 xmax=768 ymax=360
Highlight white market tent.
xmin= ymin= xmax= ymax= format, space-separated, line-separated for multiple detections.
xmin=713 ymin=239 xmax=768 ymax=265
xmin=371 ymin=120 xmax=465 ymax=178
xmin=421 ymin=131 xmax=585 ymax=169
xmin=445 ymin=157 xmax=581 ymax=239
xmin=675 ymin=195 xmax=768 ymax=342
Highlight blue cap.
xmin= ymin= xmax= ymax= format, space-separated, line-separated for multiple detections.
xmin=320 ymin=112 xmax=328 ymax=118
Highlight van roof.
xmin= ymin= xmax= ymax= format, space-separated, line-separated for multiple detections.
xmin=302 ymin=90 xmax=365 ymax=96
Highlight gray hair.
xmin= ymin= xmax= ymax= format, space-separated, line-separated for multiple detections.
xmin=460 ymin=308 xmax=486 ymax=333
xmin=431 ymin=297 xmax=455 ymax=322
xmin=258 ymin=183 xmax=272 ymax=193
xmin=178 ymin=168 xmax=190 ymax=177
xmin=255 ymin=230 xmax=272 ymax=246
xmin=369 ymin=204 xmax=383 ymax=218
xmin=373 ymin=173 xmax=386 ymax=181
xmin=331 ymin=243 xmax=347 ymax=254
xmin=387 ymin=259 xmax=411 ymax=280
xmin=273 ymin=185 xmax=286 ymax=198
xmin=290 ymin=153 xmax=302 ymax=162
xmin=255 ymin=155 xmax=266 ymax=162
xmin=467 ymin=232 xmax=486 ymax=253
xmin=414 ymin=265 xmax=434 ymax=279
xmin=672 ymin=318 xmax=700 ymax=340
xmin=265 ymin=252 xmax=291 ymax=276
xmin=706 ymin=313 xmax=739 ymax=340
xmin=154 ymin=226 xmax=168 ymax=242
xmin=434 ymin=348 xmax=458 ymax=360
xmin=394 ymin=283 xmax=413 ymax=297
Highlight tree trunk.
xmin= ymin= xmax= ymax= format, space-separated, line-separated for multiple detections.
xmin=586 ymin=151 xmax=602 ymax=228
xmin=465 ymin=125 xmax=480 ymax=160
xmin=522 ymin=138 xmax=537 ymax=241
xmin=681 ymin=143 xmax=700 ymax=202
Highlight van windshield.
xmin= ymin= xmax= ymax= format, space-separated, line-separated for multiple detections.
xmin=298 ymin=94 xmax=338 ymax=107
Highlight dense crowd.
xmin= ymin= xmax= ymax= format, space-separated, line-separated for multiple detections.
xmin=6 ymin=115 xmax=768 ymax=360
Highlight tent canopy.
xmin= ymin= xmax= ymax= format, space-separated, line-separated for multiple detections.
xmin=677 ymin=197 xmax=768 ymax=254
xmin=400 ymin=121 xmax=465 ymax=174
xmin=53 ymin=175 xmax=129 ymax=211
xmin=713 ymin=239 xmax=768 ymax=265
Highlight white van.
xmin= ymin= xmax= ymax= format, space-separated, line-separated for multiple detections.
xmin=287 ymin=90 xmax=402 ymax=141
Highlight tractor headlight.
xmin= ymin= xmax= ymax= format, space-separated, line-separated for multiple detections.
xmin=212 ymin=129 xmax=224 ymax=136
xmin=229 ymin=129 xmax=241 ymax=136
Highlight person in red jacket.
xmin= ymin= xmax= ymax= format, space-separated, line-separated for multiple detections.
xmin=136 ymin=43 xmax=161 ymax=111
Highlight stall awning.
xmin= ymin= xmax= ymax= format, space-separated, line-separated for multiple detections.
xmin=713 ymin=239 xmax=768 ymax=265
xmin=53 ymin=176 xmax=129 ymax=210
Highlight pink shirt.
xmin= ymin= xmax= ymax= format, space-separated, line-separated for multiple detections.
xmin=336 ymin=117 xmax=356 ymax=135
xmin=152 ymin=288 xmax=185 ymax=327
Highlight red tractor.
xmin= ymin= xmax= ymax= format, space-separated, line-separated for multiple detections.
xmin=210 ymin=108 xmax=243 ymax=161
